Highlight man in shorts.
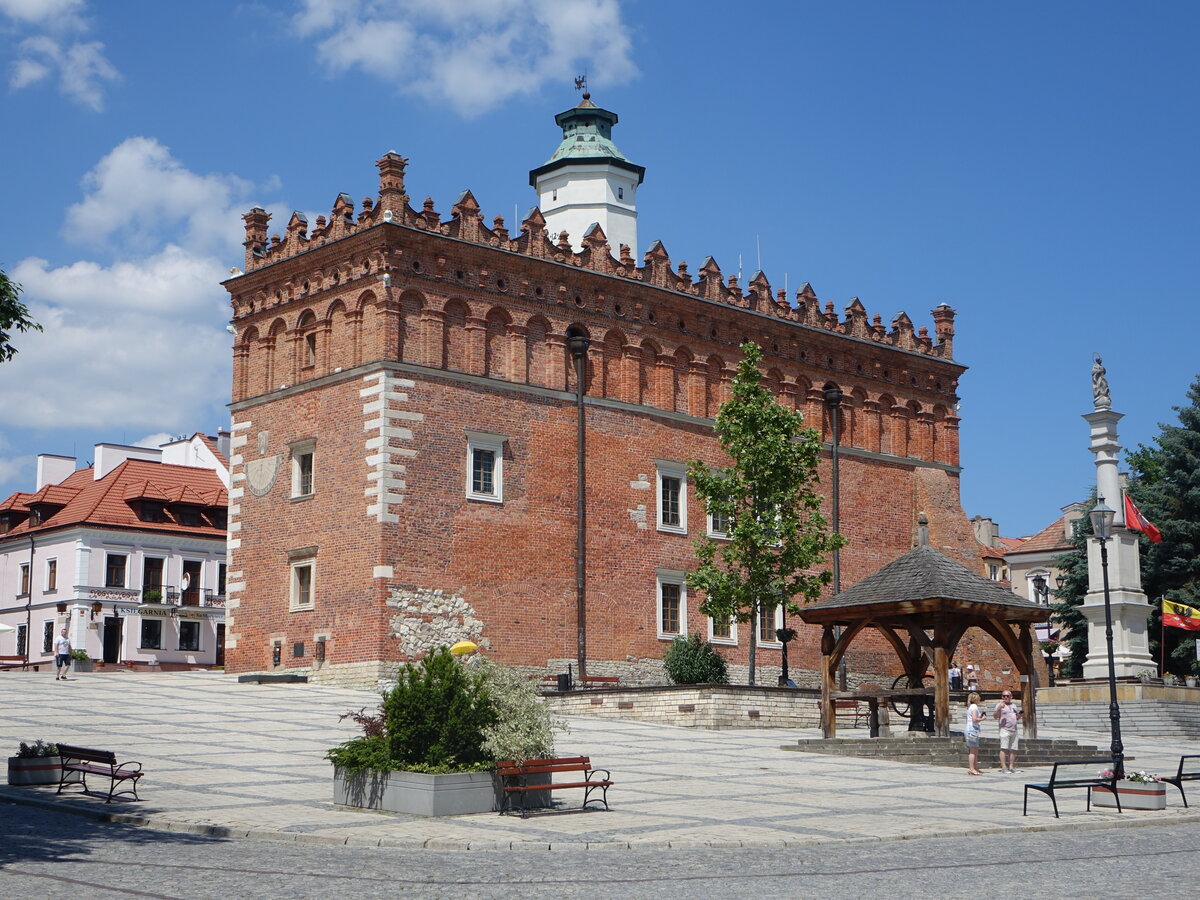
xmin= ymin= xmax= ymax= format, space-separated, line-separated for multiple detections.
xmin=993 ymin=690 xmax=1023 ymax=773
xmin=54 ymin=627 xmax=72 ymax=680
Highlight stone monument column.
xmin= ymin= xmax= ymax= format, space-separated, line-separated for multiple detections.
xmin=1080 ymin=356 xmax=1156 ymax=679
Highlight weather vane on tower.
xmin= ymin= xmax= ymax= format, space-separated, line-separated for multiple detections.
xmin=574 ymin=74 xmax=588 ymax=99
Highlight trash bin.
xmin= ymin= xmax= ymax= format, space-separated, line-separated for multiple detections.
xmin=556 ymin=673 xmax=572 ymax=692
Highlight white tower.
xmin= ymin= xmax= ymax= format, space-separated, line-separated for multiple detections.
xmin=530 ymin=92 xmax=645 ymax=256
xmin=1081 ymin=357 xmax=1156 ymax=679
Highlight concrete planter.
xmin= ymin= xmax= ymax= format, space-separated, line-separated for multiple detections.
xmin=334 ymin=767 xmax=498 ymax=816
xmin=72 ymin=658 xmax=93 ymax=673
xmin=7 ymin=756 xmax=79 ymax=786
xmin=1092 ymin=780 xmax=1167 ymax=811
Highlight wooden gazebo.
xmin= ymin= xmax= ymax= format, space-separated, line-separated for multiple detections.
xmin=798 ymin=543 xmax=1048 ymax=739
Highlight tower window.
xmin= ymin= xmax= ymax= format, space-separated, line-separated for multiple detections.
xmin=552 ymin=190 xmax=557 ymax=202
xmin=618 ymin=187 xmax=624 ymax=200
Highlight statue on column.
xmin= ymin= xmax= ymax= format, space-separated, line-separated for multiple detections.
xmin=1091 ymin=354 xmax=1111 ymax=410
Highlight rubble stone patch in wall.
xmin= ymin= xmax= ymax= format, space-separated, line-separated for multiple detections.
xmin=387 ymin=585 xmax=489 ymax=660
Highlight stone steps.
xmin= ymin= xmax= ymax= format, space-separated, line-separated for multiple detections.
xmin=781 ymin=735 xmax=1106 ymax=768
xmin=1037 ymin=699 xmax=1200 ymax=738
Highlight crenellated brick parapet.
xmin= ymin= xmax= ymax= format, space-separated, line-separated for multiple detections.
xmin=226 ymin=151 xmax=964 ymax=467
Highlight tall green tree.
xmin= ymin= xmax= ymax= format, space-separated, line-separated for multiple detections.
xmin=1050 ymin=499 xmax=1094 ymax=679
xmin=687 ymin=342 xmax=845 ymax=685
xmin=1127 ymin=375 xmax=1200 ymax=677
xmin=0 ymin=268 xmax=41 ymax=363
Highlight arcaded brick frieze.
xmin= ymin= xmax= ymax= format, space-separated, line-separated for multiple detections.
xmin=225 ymin=153 xmax=964 ymax=468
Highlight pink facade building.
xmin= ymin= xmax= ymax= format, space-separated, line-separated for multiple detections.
xmin=0 ymin=434 xmax=229 ymax=669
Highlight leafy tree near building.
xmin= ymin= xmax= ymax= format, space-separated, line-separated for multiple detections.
xmin=1050 ymin=501 xmax=1094 ymax=679
xmin=1127 ymin=375 xmax=1200 ymax=677
xmin=0 ymin=268 xmax=41 ymax=363
xmin=687 ymin=342 xmax=845 ymax=685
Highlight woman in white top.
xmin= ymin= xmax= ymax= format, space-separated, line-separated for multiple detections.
xmin=964 ymin=691 xmax=985 ymax=775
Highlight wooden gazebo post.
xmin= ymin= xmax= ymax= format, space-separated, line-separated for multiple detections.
xmin=1019 ymin=622 xmax=1038 ymax=740
xmin=820 ymin=624 xmax=836 ymax=739
xmin=933 ymin=616 xmax=950 ymax=737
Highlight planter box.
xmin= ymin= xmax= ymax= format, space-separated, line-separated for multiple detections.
xmin=333 ymin=767 xmax=552 ymax=816
xmin=7 ymin=756 xmax=80 ymax=786
xmin=1092 ymin=780 xmax=1167 ymax=811
xmin=72 ymin=659 xmax=93 ymax=673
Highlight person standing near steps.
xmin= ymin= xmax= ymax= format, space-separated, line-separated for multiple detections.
xmin=964 ymin=691 xmax=985 ymax=775
xmin=993 ymin=689 xmax=1023 ymax=773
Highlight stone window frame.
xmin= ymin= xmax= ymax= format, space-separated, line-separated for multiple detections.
xmin=288 ymin=546 xmax=317 ymax=611
xmin=756 ymin=603 xmax=785 ymax=647
xmin=655 ymin=568 xmax=687 ymax=640
xmin=465 ymin=430 xmax=505 ymax=504
xmin=708 ymin=613 xmax=737 ymax=646
xmin=290 ymin=438 xmax=316 ymax=499
xmin=655 ymin=460 xmax=687 ymax=535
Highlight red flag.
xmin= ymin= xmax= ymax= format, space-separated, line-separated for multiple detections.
xmin=1124 ymin=494 xmax=1162 ymax=543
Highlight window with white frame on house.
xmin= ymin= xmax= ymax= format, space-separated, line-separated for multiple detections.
xmin=656 ymin=571 xmax=686 ymax=638
xmin=105 ymin=554 xmax=126 ymax=588
xmin=988 ymin=563 xmax=1000 ymax=581
xmin=757 ymin=604 xmax=784 ymax=645
xmin=45 ymin=559 xmax=56 ymax=592
xmin=656 ymin=461 xmax=687 ymax=534
xmin=42 ymin=620 xmax=54 ymax=654
xmin=179 ymin=620 xmax=200 ymax=652
xmin=465 ymin=431 xmax=505 ymax=503
xmin=709 ymin=614 xmax=736 ymax=645
xmin=706 ymin=493 xmax=732 ymax=539
xmin=289 ymin=549 xmax=316 ymax=610
xmin=18 ymin=563 xmax=30 ymax=596
xmin=140 ymin=619 xmax=162 ymax=650
xmin=291 ymin=440 xmax=315 ymax=498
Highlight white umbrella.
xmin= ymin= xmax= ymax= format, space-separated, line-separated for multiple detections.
xmin=0 ymin=623 xmax=16 ymax=633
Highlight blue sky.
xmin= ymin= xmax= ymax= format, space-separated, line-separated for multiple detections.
xmin=1 ymin=1 xmax=1196 ymax=539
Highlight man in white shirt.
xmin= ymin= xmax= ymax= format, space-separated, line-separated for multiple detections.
xmin=54 ymin=628 xmax=71 ymax=680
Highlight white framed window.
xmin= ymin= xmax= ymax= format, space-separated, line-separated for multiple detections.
xmin=45 ymin=559 xmax=57 ymax=592
xmin=105 ymin=554 xmax=127 ymax=588
xmin=465 ymin=431 xmax=505 ymax=503
xmin=656 ymin=569 xmax=687 ymax=639
xmin=756 ymin=604 xmax=785 ymax=646
xmin=140 ymin=619 xmax=162 ymax=650
xmin=289 ymin=547 xmax=317 ymax=611
xmin=18 ymin=563 xmax=30 ymax=596
xmin=988 ymin=563 xmax=1000 ymax=581
xmin=708 ymin=614 xmax=737 ymax=646
xmin=179 ymin=620 xmax=201 ymax=651
xmin=656 ymin=461 xmax=687 ymax=534
xmin=290 ymin=439 xmax=315 ymax=498
xmin=706 ymin=499 xmax=732 ymax=539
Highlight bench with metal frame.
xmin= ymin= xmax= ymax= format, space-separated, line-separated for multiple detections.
xmin=1161 ymin=754 xmax=1200 ymax=808
xmin=57 ymin=744 xmax=144 ymax=803
xmin=817 ymin=699 xmax=866 ymax=728
xmin=1023 ymin=758 xmax=1120 ymax=818
xmin=497 ymin=755 xmax=612 ymax=818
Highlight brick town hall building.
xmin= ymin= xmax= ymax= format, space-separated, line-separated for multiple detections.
xmin=223 ymin=93 xmax=985 ymax=686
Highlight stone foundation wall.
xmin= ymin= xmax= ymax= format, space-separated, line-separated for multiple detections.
xmin=543 ymin=684 xmax=825 ymax=729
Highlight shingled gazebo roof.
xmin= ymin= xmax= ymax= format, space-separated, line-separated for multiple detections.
xmin=799 ymin=544 xmax=1046 ymax=626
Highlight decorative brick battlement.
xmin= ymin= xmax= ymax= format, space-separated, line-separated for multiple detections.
xmin=234 ymin=152 xmax=956 ymax=363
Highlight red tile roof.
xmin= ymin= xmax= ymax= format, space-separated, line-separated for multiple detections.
xmin=198 ymin=433 xmax=228 ymax=466
xmin=1005 ymin=517 xmax=1071 ymax=556
xmin=0 ymin=459 xmax=227 ymax=539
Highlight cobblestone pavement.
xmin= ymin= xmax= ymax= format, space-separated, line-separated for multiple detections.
xmin=3 ymin=805 xmax=1198 ymax=899
xmin=2 ymin=669 xmax=1198 ymax=851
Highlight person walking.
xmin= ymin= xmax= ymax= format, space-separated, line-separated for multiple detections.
xmin=993 ymin=689 xmax=1023 ymax=773
xmin=964 ymin=691 xmax=985 ymax=775
xmin=54 ymin=627 xmax=71 ymax=681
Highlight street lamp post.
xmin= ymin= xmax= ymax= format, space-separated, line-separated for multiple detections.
xmin=823 ymin=384 xmax=847 ymax=691
xmin=1032 ymin=575 xmax=1055 ymax=687
xmin=567 ymin=329 xmax=591 ymax=681
xmin=1090 ymin=497 xmax=1125 ymax=778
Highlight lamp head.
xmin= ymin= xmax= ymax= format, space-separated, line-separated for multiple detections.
xmin=823 ymin=384 xmax=843 ymax=407
xmin=1090 ymin=497 xmax=1116 ymax=541
xmin=566 ymin=329 xmax=590 ymax=359
xmin=1032 ymin=574 xmax=1047 ymax=595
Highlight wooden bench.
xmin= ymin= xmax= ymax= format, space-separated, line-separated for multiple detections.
xmin=57 ymin=745 xmax=144 ymax=803
xmin=579 ymin=675 xmax=620 ymax=689
xmin=1161 ymin=754 xmax=1200 ymax=808
xmin=497 ymin=755 xmax=612 ymax=818
xmin=1023 ymin=759 xmax=1120 ymax=818
xmin=817 ymin=699 xmax=865 ymax=727
xmin=0 ymin=655 xmax=39 ymax=671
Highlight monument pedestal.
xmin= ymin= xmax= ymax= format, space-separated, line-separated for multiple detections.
xmin=1080 ymin=531 xmax=1156 ymax=679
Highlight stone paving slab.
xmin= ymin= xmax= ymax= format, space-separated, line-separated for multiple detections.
xmin=2 ymin=669 xmax=1199 ymax=850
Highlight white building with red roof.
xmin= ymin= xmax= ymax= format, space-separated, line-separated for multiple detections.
xmin=0 ymin=433 xmax=229 ymax=670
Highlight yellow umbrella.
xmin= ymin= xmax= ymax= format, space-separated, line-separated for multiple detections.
xmin=449 ymin=640 xmax=478 ymax=656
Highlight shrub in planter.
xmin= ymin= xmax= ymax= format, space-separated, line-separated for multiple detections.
xmin=9 ymin=740 xmax=74 ymax=786
xmin=477 ymin=659 xmax=566 ymax=764
xmin=664 ymin=632 xmax=729 ymax=685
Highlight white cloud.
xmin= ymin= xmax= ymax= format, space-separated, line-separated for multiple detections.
xmin=4 ymin=0 xmax=118 ymax=111
xmin=134 ymin=432 xmax=174 ymax=449
xmin=292 ymin=0 xmax=637 ymax=117
xmin=65 ymin=137 xmax=256 ymax=256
